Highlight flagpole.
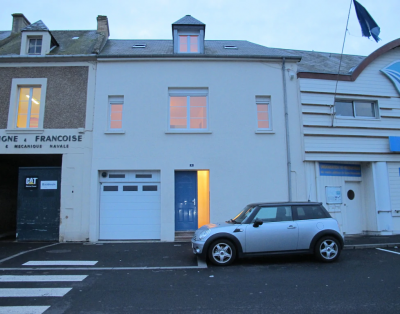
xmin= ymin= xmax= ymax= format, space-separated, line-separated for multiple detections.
xmin=332 ymin=0 xmax=353 ymax=127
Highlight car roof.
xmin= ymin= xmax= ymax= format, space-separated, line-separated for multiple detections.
xmin=248 ymin=202 xmax=323 ymax=207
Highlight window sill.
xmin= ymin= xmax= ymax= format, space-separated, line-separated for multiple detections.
xmin=165 ymin=131 xmax=212 ymax=134
xmin=255 ymin=130 xmax=274 ymax=134
xmin=335 ymin=116 xmax=380 ymax=121
xmin=104 ymin=130 xmax=126 ymax=134
xmin=6 ymin=129 xmax=44 ymax=134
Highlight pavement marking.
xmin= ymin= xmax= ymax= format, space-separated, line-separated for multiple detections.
xmin=0 ymin=265 xmax=206 ymax=271
xmin=0 ymin=306 xmax=50 ymax=314
xmin=0 ymin=288 xmax=72 ymax=297
xmin=376 ymin=248 xmax=400 ymax=255
xmin=197 ymin=257 xmax=208 ymax=268
xmin=0 ymin=275 xmax=87 ymax=282
xmin=0 ymin=243 xmax=59 ymax=264
xmin=23 ymin=261 xmax=98 ymax=266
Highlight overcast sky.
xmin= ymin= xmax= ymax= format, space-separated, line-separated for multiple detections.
xmin=1 ymin=0 xmax=399 ymax=56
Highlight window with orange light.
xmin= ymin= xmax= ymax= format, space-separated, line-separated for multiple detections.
xmin=108 ymin=96 xmax=124 ymax=130
xmin=179 ymin=35 xmax=199 ymax=53
xmin=16 ymin=87 xmax=41 ymax=128
xmin=169 ymin=89 xmax=208 ymax=130
xmin=256 ymin=96 xmax=272 ymax=131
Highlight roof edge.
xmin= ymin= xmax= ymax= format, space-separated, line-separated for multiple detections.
xmin=297 ymin=38 xmax=400 ymax=81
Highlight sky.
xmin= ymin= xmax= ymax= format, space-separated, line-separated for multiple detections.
xmin=1 ymin=0 xmax=399 ymax=57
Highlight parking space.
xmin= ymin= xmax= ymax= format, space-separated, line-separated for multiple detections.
xmin=0 ymin=242 xmax=199 ymax=269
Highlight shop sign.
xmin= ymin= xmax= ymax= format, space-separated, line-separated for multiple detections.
xmin=25 ymin=177 xmax=38 ymax=189
xmin=319 ymin=163 xmax=361 ymax=177
xmin=325 ymin=186 xmax=342 ymax=204
xmin=40 ymin=181 xmax=58 ymax=190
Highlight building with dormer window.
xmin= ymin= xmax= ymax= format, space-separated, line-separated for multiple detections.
xmin=89 ymin=15 xmax=307 ymax=242
xmin=0 ymin=13 xmax=108 ymax=241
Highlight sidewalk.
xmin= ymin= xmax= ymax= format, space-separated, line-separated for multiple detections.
xmin=344 ymin=234 xmax=400 ymax=249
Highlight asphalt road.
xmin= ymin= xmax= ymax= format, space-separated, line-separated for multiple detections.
xmin=0 ymin=243 xmax=399 ymax=313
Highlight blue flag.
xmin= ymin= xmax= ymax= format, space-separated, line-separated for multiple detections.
xmin=353 ymin=0 xmax=380 ymax=42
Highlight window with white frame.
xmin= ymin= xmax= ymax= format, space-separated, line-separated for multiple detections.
xmin=108 ymin=96 xmax=124 ymax=130
xmin=8 ymin=78 xmax=47 ymax=130
xmin=169 ymin=89 xmax=208 ymax=130
xmin=178 ymin=35 xmax=199 ymax=53
xmin=335 ymin=100 xmax=379 ymax=118
xmin=28 ymin=37 xmax=42 ymax=54
xmin=256 ymin=96 xmax=272 ymax=130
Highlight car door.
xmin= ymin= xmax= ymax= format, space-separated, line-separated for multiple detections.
xmin=244 ymin=206 xmax=298 ymax=253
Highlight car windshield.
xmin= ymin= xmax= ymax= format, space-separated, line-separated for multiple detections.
xmin=229 ymin=205 xmax=255 ymax=224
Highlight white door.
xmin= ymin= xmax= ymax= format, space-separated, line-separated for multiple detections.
xmin=344 ymin=181 xmax=363 ymax=234
xmin=99 ymin=182 xmax=161 ymax=240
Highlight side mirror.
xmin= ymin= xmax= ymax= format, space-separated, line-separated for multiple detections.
xmin=253 ymin=218 xmax=264 ymax=228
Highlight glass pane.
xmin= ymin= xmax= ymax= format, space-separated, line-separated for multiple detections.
xmin=37 ymin=39 xmax=42 ymax=45
xmin=170 ymin=118 xmax=187 ymax=129
xmin=179 ymin=36 xmax=187 ymax=52
xmin=258 ymin=120 xmax=269 ymax=129
xmin=335 ymin=101 xmax=353 ymax=116
xmin=110 ymin=121 xmax=122 ymax=129
xmin=123 ymin=186 xmax=138 ymax=191
xmin=257 ymin=112 xmax=269 ymax=120
xmin=17 ymin=115 xmax=27 ymax=128
xmin=111 ymin=112 xmax=122 ymax=120
xmin=190 ymin=118 xmax=207 ymax=129
xmin=170 ymin=96 xmax=187 ymax=107
xmin=190 ymin=36 xmax=198 ymax=52
xmin=30 ymin=102 xmax=40 ymax=114
xmin=170 ymin=107 xmax=187 ymax=118
xmin=257 ymin=104 xmax=268 ymax=112
xmin=18 ymin=101 xmax=29 ymax=114
xmin=355 ymin=102 xmax=375 ymax=117
xmin=32 ymin=87 xmax=41 ymax=101
xmin=20 ymin=88 xmax=30 ymax=100
xmin=103 ymin=186 xmax=118 ymax=191
xmin=35 ymin=46 xmax=41 ymax=54
xmin=111 ymin=104 xmax=123 ymax=112
xmin=190 ymin=96 xmax=206 ymax=107
xmin=29 ymin=115 xmax=39 ymax=128
xmin=190 ymin=107 xmax=206 ymax=118
xmin=143 ymin=185 xmax=157 ymax=191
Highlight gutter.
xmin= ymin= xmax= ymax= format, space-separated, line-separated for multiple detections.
xmin=282 ymin=57 xmax=292 ymax=201
xmin=97 ymin=54 xmax=302 ymax=61
xmin=0 ymin=54 xmax=97 ymax=63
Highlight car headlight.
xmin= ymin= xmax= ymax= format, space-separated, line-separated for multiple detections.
xmin=198 ymin=229 xmax=211 ymax=240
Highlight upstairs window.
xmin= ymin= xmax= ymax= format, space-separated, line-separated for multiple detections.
xmin=108 ymin=96 xmax=124 ymax=130
xmin=28 ymin=38 xmax=42 ymax=54
xmin=17 ymin=87 xmax=41 ymax=128
xmin=179 ymin=35 xmax=199 ymax=53
xmin=256 ymin=96 xmax=272 ymax=130
xmin=335 ymin=100 xmax=379 ymax=119
xmin=169 ymin=89 xmax=208 ymax=131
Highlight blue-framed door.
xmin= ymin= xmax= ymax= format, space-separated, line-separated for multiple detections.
xmin=175 ymin=171 xmax=197 ymax=231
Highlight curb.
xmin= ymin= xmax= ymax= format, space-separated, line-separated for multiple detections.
xmin=344 ymin=243 xmax=400 ymax=250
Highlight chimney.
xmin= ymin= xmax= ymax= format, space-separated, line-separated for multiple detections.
xmin=11 ymin=13 xmax=30 ymax=34
xmin=97 ymin=15 xmax=110 ymax=38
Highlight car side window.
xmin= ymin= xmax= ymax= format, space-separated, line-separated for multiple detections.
xmin=294 ymin=205 xmax=328 ymax=220
xmin=254 ymin=206 xmax=292 ymax=222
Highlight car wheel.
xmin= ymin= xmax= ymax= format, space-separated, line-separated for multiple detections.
xmin=208 ymin=239 xmax=236 ymax=266
xmin=314 ymin=236 xmax=341 ymax=262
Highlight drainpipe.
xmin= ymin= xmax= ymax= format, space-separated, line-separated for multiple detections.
xmin=282 ymin=57 xmax=292 ymax=201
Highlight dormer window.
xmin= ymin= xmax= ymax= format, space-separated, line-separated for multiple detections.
xmin=28 ymin=37 xmax=42 ymax=54
xmin=172 ymin=15 xmax=205 ymax=54
xmin=179 ymin=35 xmax=198 ymax=53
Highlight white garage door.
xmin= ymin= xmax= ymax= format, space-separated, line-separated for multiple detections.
xmin=100 ymin=182 xmax=161 ymax=240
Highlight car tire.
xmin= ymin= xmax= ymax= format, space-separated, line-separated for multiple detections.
xmin=208 ymin=239 xmax=236 ymax=266
xmin=314 ymin=236 xmax=341 ymax=263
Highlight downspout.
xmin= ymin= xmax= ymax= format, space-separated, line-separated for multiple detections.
xmin=282 ymin=57 xmax=292 ymax=201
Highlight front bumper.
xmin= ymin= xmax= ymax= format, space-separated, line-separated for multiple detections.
xmin=191 ymin=238 xmax=206 ymax=255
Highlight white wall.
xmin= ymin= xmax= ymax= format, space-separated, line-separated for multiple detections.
xmin=90 ymin=59 xmax=307 ymax=241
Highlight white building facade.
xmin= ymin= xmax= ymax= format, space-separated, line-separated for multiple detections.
xmin=89 ymin=16 xmax=308 ymax=242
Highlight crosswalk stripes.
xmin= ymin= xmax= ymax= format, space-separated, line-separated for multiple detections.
xmin=0 ymin=272 xmax=89 ymax=313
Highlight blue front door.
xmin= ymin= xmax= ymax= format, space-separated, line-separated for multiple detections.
xmin=175 ymin=171 xmax=197 ymax=231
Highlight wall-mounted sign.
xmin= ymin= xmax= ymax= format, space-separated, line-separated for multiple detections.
xmin=325 ymin=186 xmax=342 ymax=204
xmin=320 ymin=163 xmax=361 ymax=177
xmin=40 ymin=181 xmax=58 ymax=190
xmin=389 ymin=136 xmax=400 ymax=152
xmin=25 ymin=177 xmax=38 ymax=189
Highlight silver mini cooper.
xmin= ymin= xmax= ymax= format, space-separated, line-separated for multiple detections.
xmin=191 ymin=202 xmax=344 ymax=266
